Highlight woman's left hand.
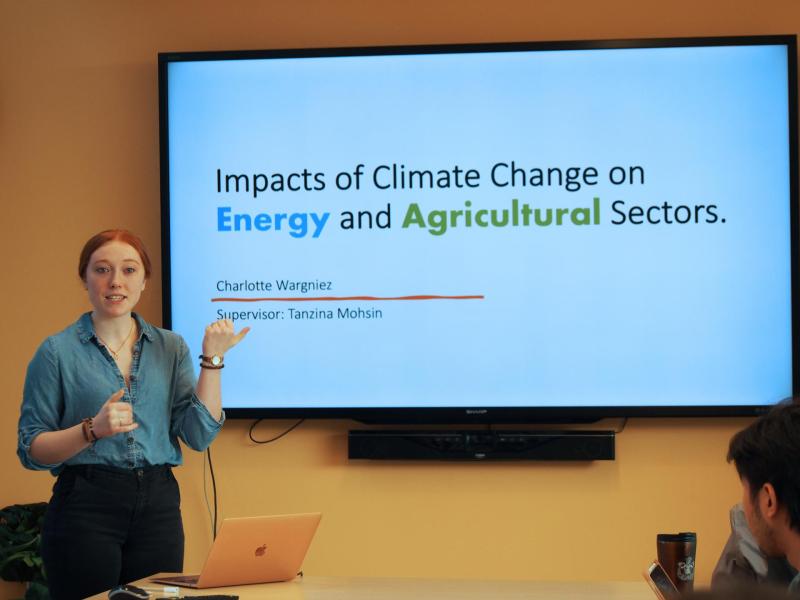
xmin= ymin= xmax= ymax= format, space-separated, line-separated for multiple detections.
xmin=202 ymin=319 xmax=250 ymax=359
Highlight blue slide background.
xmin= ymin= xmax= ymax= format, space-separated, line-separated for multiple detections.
xmin=166 ymin=43 xmax=792 ymax=409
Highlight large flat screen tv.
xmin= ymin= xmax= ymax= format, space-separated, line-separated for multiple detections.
xmin=159 ymin=35 xmax=798 ymax=422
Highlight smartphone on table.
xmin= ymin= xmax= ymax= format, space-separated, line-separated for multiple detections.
xmin=643 ymin=560 xmax=681 ymax=599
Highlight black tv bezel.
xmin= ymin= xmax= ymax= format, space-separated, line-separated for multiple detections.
xmin=158 ymin=34 xmax=799 ymax=423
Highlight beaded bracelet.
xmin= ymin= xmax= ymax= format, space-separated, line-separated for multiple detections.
xmin=200 ymin=362 xmax=225 ymax=370
xmin=81 ymin=417 xmax=99 ymax=442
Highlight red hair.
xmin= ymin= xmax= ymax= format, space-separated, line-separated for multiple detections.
xmin=78 ymin=229 xmax=152 ymax=281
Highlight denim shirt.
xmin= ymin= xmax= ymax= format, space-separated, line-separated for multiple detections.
xmin=18 ymin=312 xmax=224 ymax=474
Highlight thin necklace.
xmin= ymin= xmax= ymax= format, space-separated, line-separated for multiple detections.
xmin=96 ymin=318 xmax=135 ymax=360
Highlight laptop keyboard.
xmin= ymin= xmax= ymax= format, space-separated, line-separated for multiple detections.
xmin=155 ymin=574 xmax=200 ymax=584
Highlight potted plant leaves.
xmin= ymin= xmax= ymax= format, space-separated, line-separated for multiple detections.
xmin=0 ymin=502 xmax=48 ymax=600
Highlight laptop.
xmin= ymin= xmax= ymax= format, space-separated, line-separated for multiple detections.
xmin=150 ymin=512 xmax=322 ymax=589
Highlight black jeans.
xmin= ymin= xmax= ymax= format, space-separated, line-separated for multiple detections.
xmin=41 ymin=464 xmax=184 ymax=600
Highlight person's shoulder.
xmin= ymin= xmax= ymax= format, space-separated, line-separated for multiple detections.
xmin=44 ymin=314 xmax=91 ymax=346
xmin=28 ymin=314 xmax=90 ymax=363
xmin=136 ymin=314 xmax=188 ymax=351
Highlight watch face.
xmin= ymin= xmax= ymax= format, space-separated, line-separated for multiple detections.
xmin=211 ymin=355 xmax=222 ymax=366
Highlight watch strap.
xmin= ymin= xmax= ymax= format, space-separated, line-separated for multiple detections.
xmin=198 ymin=354 xmax=224 ymax=365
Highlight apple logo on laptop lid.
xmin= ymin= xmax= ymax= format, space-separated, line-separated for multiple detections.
xmin=255 ymin=544 xmax=267 ymax=557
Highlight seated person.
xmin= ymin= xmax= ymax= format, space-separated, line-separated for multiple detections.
xmin=719 ymin=400 xmax=800 ymax=594
xmin=712 ymin=504 xmax=796 ymax=587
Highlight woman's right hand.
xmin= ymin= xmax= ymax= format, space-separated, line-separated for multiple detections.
xmin=93 ymin=389 xmax=138 ymax=438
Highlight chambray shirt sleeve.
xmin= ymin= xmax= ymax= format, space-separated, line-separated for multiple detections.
xmin=170 ymin=336 xmax=224 ymax=451
xmin=18 ymin=338 xmax=64 ymax=471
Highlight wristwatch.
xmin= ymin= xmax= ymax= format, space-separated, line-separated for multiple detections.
xmin=199 ymin=354 xmax=224 ymax=366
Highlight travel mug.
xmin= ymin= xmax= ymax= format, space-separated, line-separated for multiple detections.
xmin=657 ymin=532 xmax=697 ymax=593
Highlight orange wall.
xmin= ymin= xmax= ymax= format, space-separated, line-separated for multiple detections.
xmin=2 ymin=1 xmax=797 ymax=595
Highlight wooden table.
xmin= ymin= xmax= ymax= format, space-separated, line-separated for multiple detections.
xmin=86 ymin=575 xmax=656 ymax=599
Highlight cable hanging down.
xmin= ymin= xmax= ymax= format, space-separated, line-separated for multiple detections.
xmin=249 ymin=418 xmax=305 ymax=444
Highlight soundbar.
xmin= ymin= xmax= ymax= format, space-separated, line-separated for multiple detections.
xmin=348 ymin=429 xmax=615 ymax=461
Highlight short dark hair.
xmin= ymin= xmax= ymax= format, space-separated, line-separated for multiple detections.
xmin=78 ymin=229 xmax=152 ymax=281
xmin=728 ymin=399 xmax=800 ymax=533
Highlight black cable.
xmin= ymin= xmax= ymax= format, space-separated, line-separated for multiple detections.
xmin=206 ymin=446 xmax=218 ymax=539
xmin=202 ymin=420 xmax=304 ymax=542
xmin=202 ymin=451 xmax=213 ymax=539
xmin=249 ymin=418 xmax=305 ymax=444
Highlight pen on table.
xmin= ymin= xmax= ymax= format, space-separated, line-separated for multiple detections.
xmin=139 ymin=586 xmax=179 ymax=597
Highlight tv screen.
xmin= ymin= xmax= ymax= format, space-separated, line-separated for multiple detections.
xmin=159 ymin=35 xmax=798 ymax=422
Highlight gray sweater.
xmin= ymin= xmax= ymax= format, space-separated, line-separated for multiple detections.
xmin=711 ymin=505 xmax=796 ymax=589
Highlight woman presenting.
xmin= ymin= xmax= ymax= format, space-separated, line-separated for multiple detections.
xmin=17 ymin=229 xmax=249 ymax=600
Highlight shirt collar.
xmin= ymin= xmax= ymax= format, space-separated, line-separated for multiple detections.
xmin=76 ymin=311 xmax=155 ymax=344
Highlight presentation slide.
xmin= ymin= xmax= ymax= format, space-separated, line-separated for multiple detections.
xmin=165 ymin=43 xmax=793 ymax=410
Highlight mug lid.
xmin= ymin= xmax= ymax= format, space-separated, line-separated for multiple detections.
xmin=657 ymin=532 xmax=697 ymax=543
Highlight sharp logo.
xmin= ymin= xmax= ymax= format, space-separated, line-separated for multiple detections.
xmin=466 ymin=409 xmax=488 ymax=415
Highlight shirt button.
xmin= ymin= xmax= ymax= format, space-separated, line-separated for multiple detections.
xmin=127 ymin=437 xmax=134 ymax=445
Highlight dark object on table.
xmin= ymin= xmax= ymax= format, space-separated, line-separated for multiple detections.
xmin=108 ymin=584 xmax=150 ymax=600
xmin=657 ymin=532 xmax=697 ymax=593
